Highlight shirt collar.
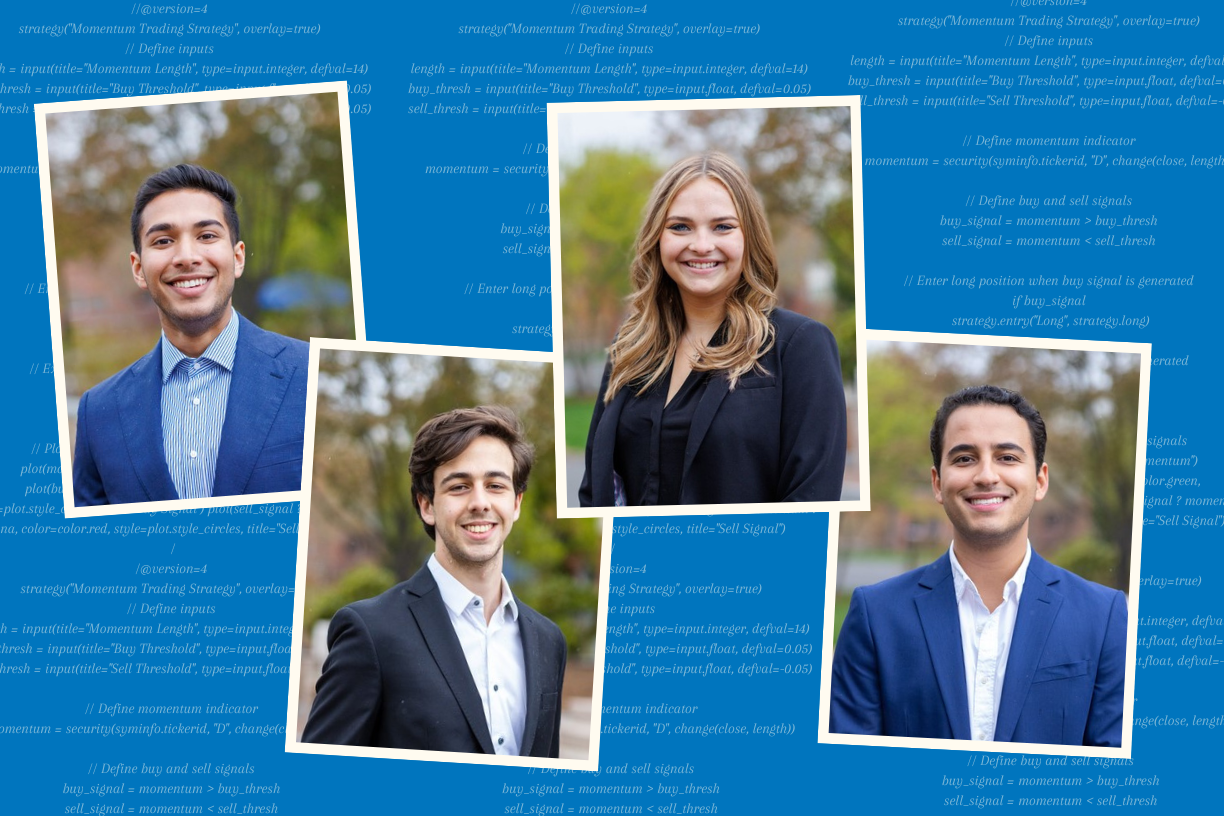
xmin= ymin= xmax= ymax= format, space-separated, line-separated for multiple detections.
xmin=427 ymin=553 xmax=519 ymax=621
xmin=161 ymin=308 xmax=240 ymax=383
xmin=949 ymin=540 xmax=1031 ymax=605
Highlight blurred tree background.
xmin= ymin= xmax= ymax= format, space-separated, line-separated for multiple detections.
xmin=304 ymin=350 xmax=603 ymax=661
xmin=834 ymin=341 xmax=1142 ymax=641
xmin=46 ymin=92 xmax=354 ymax=404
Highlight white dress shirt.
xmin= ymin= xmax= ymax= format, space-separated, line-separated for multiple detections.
xmin=949 ymin=541 xmax=1031 ymax=742
xmin=427 ymin=555 xmax=527 ymax=755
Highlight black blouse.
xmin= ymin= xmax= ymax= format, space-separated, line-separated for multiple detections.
xmin=579 ymin=308 xmax=847 ymax=507
xmin=614 ymin=365 xmax=710 ymax=506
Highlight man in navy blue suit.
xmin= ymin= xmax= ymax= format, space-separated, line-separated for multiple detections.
xmin=72 ymin=165 xmax=308 ymax=506
xmin=830 ymin=385 xmax=1127 ymax=746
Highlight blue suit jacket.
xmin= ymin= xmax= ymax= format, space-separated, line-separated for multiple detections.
xmin=72 ymin=313 xmax=309 ymax=506
xmin=829 ymin=550 xmax=1127 ymax=746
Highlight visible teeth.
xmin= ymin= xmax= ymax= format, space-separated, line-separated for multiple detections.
xmin=172 ymin=278 xmax=207 ymax=289
xmin=687 ymin=261 xmax=718 ymax=269
xmin=465 ymin=524 xmax=492 ymax=533
xmin=969 ymin=497 xmax=1004 ymax=505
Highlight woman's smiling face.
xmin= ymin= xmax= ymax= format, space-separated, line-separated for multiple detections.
xmin=659 ymin=177 xmax=744 ymax=309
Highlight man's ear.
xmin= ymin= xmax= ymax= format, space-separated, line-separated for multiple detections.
xmin=1034 ymin=461 xmax=1049 ymax=502
xmin=512 ymin=492 xmax=523 ymax=522
xmin=417 ymin=493 xmax=436 ymax=528
xmin=232 ymin=240 xmax=245 ymax=279
xmin=931 ymin=466 xmax=944 ymax=505
xmin=131 ymin=251 xmax=148 ymax=291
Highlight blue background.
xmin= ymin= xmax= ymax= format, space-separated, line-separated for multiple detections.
xmin=1 ymin=1 xmax=1215 ymax=811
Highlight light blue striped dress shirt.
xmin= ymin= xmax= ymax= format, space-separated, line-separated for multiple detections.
xmin=160 ymin=311 xmax=239 ymax=499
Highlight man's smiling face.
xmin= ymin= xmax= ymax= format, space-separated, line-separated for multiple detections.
xmin=131 ymin=188 xmax=244 ymax=343
xmin=419 ymin=434 xmax=523 ymax=574
xmin=932 ymin=404 xmax=1049 ymax=551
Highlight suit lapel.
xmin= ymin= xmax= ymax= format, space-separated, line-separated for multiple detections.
xmin=116 ymin=343 xmax=178 ymax=501
xmin=680 ymin=375 xmax=730 ymax=490
xmin=213 ymin=315 xmax=294 ymax=496
xmin=592 ymin=390 xmax=628 ymax=505
xmin=994 ymin=552 xmax=1063 ymax=742
xmin=404 ymin=569 xmax=496 ymax=754
xmin=517 ymin=608 xmax=544 ymax=756
xmin=914 ymin=555 xmax=972 ymax=740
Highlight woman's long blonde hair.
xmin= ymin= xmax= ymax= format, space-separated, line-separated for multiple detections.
xmin=604 ymin=152 xmax=779 ymax=404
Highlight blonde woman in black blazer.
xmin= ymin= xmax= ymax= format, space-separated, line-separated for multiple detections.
xmin=579 ymin=152 xmax=847 ymax=507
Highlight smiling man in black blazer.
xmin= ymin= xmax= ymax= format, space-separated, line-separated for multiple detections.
xmin=302 ymin=406 xmax=567 ymax=757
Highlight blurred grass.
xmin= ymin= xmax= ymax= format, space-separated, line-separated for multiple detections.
xmin=565 ymin=398 xmax=595 ymax=449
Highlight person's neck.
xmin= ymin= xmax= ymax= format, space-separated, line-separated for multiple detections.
xmin=162 ymin=307 xmax=233 ymax=359
xmin=679 ymin=297 xmax=727 ymax=346
xmin=437 ymin=550 xmax=504 ymax=624
xmin=952 ymin=533 xmax=1028 ymax=612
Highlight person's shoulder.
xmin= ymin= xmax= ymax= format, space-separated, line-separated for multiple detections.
xmin=349 ymin=578 xmax=419 ymax=613
xmin=80 ymin=345 xmax=159 ymax=406
xmin=1034 ymin=554 xmax=1125 ymax=607
xmin=236 ymin=314 xmax=310 ymax=364
xmin=857 ymin=556 xmax=947 ymax=599
xmin=770 ymin=307 xmax=817 ymax=332
xmin=841 ymin=557 xmax=948 ymax=632
xmin=769 ymin=308 xmax=835 ymax=347
xmin=329 ymin=579 xmax=418 ymax=636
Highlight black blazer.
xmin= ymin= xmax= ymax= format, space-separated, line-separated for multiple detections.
xmin=579 ymin=308 xmax=847 ymax=506
xmin=301 ymin=566 xmax=567 ymax=756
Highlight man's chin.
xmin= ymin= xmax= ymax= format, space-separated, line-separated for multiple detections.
xmin=952 ymin=524 xmax=1025 ymax=550
xmin=163 ymin=303 xmax=230 ymax=337
xmin=443 ymin=538 xmax=503 ymax=566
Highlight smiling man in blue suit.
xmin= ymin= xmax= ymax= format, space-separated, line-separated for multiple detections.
xmin=72 ymin=165 xmax=308 ymax=506
xmin=830 ymin=386 xmax=1127 ymax=747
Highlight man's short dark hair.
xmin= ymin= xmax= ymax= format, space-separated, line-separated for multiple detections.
xmin=930 ymin=385 xmax=1047 ymax=475
xmin=130 ymin=164 xmax=240 ymax=252
xmin=409 ymin=405 xmax=535 ymax=540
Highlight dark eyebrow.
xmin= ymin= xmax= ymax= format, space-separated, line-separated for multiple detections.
xmin=945 ymin=442 xmax=1027 ymax=459
xmin=439 ymin=470 xmax=514 ymax=485
xmin=144 ymin=218 xmax=225 ymax=238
